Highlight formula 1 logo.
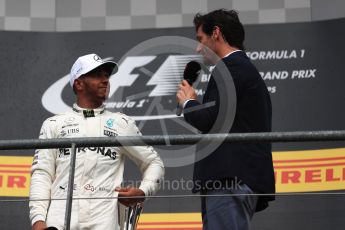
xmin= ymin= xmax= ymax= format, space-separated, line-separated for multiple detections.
xmin=41 ymin=54 xmax=203 ymax=121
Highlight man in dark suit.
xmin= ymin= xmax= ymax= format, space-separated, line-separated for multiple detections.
xmin=176 ymin=9 xmax=275 ymax=230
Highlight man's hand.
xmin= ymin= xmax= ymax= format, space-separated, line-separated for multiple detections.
xmin=176 ymin=80 xmax=197 ymax=105
xmin=115 ymin=187 xmax=145 ymax=207
xmin=32 ymin=220 xmax=47 ymax=230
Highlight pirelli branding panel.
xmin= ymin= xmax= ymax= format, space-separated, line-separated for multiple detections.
xmin=137 ymin=213 xmax=202 ymax=230
xmin=273 ymin=148 xmax=345 ymax=192
xmin=0 ymin=156 xmax=32 ymax=197
xmin=1 ymin=148 xmax=345 ymax=197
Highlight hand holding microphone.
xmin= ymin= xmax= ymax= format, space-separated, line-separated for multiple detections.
xmin=176 ymin=80 xmax=196 ymax=116
xmin=176 ymin=61 xmax=201 ymax=116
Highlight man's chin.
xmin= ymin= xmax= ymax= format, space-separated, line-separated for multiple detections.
xmin=202 ymin=58 xmax=214 ymax=66
xmin=202 ymin=55 xmax=218 ymax=66
xmin=97 ymin=95 xmax=107 ymax=102
xmin=98 ymin=91 xmax=107 ymax=100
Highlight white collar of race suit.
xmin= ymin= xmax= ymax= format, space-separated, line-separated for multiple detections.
xmin=72 ymin=103 xmax=105 ymax=118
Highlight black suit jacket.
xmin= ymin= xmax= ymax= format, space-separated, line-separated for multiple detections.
xmin=184 ymin=51 xmax=275 ymax=211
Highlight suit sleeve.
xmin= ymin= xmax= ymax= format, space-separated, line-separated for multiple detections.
xmin=183 ymin=77 xmax=219 ymax=133
xmin=121 ymin=117 xmax=165 ymax=198
xmin=29 ymin=119 xmax=57 ymax=226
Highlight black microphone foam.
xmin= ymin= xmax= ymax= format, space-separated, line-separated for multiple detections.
xmin=183 ymin=61 xmax=201 ymax=85
xmin=176 ymin=61 xmax=202 ymax=116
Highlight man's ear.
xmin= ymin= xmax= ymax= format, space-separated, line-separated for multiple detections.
xmin=212 ymin=26 xmax=221 ymax=40
xmin=74 ymin=79 xmax=83 ymax=92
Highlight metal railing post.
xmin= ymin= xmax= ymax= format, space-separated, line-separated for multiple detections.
xmin=64 ymin=143 xmax=77 ymax=230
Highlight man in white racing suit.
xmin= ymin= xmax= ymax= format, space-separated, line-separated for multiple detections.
xmin=29 ymin=53 xmax=165 ymax=230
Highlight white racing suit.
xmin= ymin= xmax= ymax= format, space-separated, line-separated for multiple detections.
xmin=29 ymin=104 xmax=164 ymax=230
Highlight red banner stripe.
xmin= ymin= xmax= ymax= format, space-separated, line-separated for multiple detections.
xmin=0 ymin=170 xmax=31 ymax=173
xmin=139 ymin=222 xmax=201 ymax=225
xmin=0 ymin=164 xmax=31 ymax=168
xmin=137 ymin=228 xmax=201 ymax=230
xmin=274 ymin=156 xmax=345 ymax=164
xmin=274 ymin=162 xmax=345 ymax=169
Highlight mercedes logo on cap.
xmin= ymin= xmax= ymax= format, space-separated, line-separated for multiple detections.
xmin=94 ymin=54 xmax=103 ymax=63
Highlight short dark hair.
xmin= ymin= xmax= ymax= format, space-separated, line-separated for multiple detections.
xmin=193 ymin=9 xmax=245 ymax=50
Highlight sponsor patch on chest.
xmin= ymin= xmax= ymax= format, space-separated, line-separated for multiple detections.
xmin=58 ymin=147 xmax=117 ymax=160
xmin=104 ymin=130 xmax=117 ymax=137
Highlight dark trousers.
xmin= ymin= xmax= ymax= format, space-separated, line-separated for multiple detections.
xmin=201 ymin=184 xmax=258 ymax=230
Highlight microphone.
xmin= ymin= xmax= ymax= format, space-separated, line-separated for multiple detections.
xmin=176 ymin=61 xmax=201 ymax=116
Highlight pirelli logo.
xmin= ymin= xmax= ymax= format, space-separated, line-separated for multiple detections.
xmin=273 ymin=148 xmax=345 ymax=192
